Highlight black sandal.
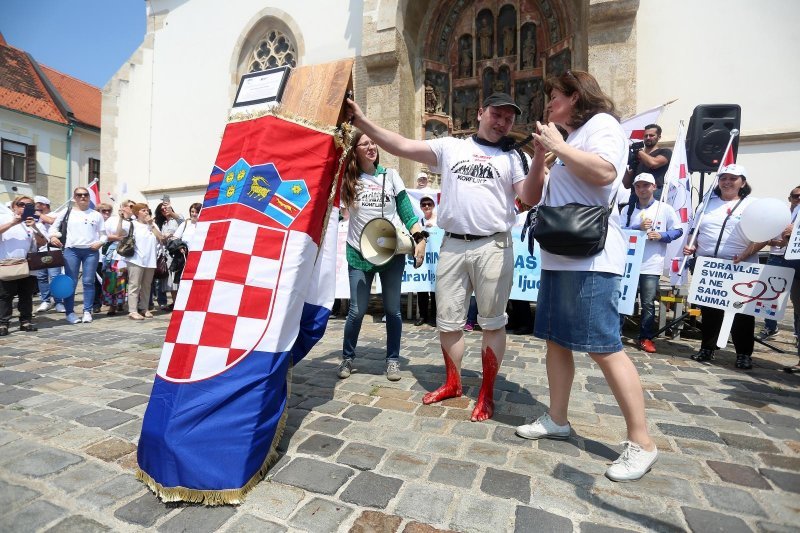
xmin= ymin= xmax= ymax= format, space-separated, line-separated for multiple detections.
xmin=0 ymin=325 xmax=8 ymax=336
xmin=19 ymin=323 xmax=38 ymax=332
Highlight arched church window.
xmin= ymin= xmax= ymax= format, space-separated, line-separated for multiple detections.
xmin=248 ymin=30 xmax=297 ymax=72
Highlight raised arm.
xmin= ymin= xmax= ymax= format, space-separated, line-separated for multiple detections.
xmin=347 ymin=99 xmax=438 ymax=168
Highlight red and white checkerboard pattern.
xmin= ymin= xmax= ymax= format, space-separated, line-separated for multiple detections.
xmin=157 ymin=218 xmax=291 ymax=382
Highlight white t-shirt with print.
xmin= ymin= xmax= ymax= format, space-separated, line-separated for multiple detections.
xmin=0 ymin=215 xmax=35 ymax=260
xmin=539 ymin=112 xmax=628 ymax=275
xmin=693 ymin=195 xmax=757 ymax=261
xmin=426 ymin=136 xmax=527 ymax=235
xmin=345 ymin=168 xmax=406 ymax=252
xmin=621 ymin=200 xmax=680 ymax=275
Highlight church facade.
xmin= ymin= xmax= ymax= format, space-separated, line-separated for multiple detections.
xmin=102 ymin=0 xmax=800 ymax=213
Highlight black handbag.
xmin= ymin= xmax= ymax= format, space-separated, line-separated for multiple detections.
xmin=155 ymin=251 xmax=169 ymax=279
xmin=529 ymin=180 xmax=619 ymax=257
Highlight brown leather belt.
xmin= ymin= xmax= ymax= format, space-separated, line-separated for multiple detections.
xmin=444 ymin=231 xmax=496 ymax=241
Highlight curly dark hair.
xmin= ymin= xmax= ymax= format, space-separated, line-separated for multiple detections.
xmin=544 ymin=70 xmax=619 ymax=129
xmin=154 ymin=202 xmax=168 ymax=230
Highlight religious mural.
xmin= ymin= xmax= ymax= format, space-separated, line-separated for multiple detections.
xmin=421 ymin=0 xmax=573 ymax=139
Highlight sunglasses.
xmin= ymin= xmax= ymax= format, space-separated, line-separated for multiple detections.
xmin=100 ymin=209 xmax=112 ymax=213
xmin=790 ymin=194 xmax=800 ymax=200
xmin=74 ymin=193 xmax=90 ymax=198
xmin=420 ymin=202 xmax=434 ymax=207
xmin=16 ymin=202 xmax=34 ymax=207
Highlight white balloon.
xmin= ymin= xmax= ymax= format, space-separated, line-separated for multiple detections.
xmin=738 ymin=198 xmax=791 ymax=243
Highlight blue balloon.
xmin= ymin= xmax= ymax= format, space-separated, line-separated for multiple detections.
xmin=50 ymin=275 xmax=74 ymax=300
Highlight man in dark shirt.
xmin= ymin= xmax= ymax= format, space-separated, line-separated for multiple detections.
xmin=623 ymin=123 xmax=672 ymax=199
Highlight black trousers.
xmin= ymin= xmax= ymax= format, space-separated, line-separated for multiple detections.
xmin=418 ymin=292 xmax=436 ymax=320
xmin=700 ymin=305 xmax=754 ymax=355
xmin=0 ymin=276 xmax=36 ymax=326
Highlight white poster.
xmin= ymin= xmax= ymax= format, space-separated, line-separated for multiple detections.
xmin=618 ymin=229 xmax=648 ymax=316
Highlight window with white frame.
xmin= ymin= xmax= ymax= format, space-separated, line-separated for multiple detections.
xmin=1 ymin=139 xmax=36 ymax=182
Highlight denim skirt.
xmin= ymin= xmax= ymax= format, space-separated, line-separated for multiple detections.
xmin=534 ymin=269 xmax=623 ymax=353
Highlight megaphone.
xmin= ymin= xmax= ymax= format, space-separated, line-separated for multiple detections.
xmin=359 ymin=217 xmax=415 ymax=266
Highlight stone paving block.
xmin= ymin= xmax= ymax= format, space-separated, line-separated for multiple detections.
xmin=480 ymin=467 xmax=531 ymax=503
xmin=594 ymin=403 xmax=623 ymax=416
xmin=450 ymin=494 xmax=515 ymax=532
xmin=156 ymin=505 xmax=236 ymax=533
xmin=297 ymin=433 xmax=344 ymax=457
xmin=46 ymin=515 xmax=112 ymax=532
xmin=538 ymin=437 xmax=581 ymax=457
xmin=114 ymin=493 xmax=172 ymax=527
xmin=711 ymin=406 xmax=761 ymax=424
xmin=0 ymin=369 xmax=40 ymax=385
xmin=417 ymin=435 xmax=462 ymax=456
xmin=75 ymin=408 xmax=136 ymax=430
xmin=428 ymin=457 xmax=479 ymax=488
xmin=700 ymin=483 xmax=766 ymax=517
xmin=342 ymin=404 xmax=381 ymax=422
xmin=451 ymin=421 xmax=490 ymax=439
xmin=0 ymin=387 xmax=42 ymax=405
xmin=107 ymin=395 xmax=148 ymax=411
xmin=394 ymin=482 xmax=454 ymax=524
xmin=380 ymin=450 xmax=431 ymax=478
xmin=681 ymin=506 xmax=752 ymax=533
xmin=350 ymin=510 xmax=403 ymax=533
xmin=753 ymin=423 xmax=799 ymax=441
xmin=272 ymin=457 xmax=354 ymax=495
xmin=707 ymin=460 xmax=771 ymax=490
xmin=224 ymin=514 xmax=286 ymax=533
xmin=657 ymin=423 xmax=723 ymax=443
xmin=103 ymin=378 xmax=143 ymax=390
xmin=6 ymin=447 xmax=83 ymax=477
xmin=303 ymin=415 xmax=351 ymax=435
xmin=4 ymin=412 xmax=54 ymax=432
xmin=340 ymin=471 xmax=403 ymax=508
xmin=759 ymin=453 xmax=800 ymax=472
xmin=757 ymin=411 xmax=797 ymax=427
xmin=673 ymin=403 xmax=715 ymax=416
xmin=51 ymin=462 xmax=117 ymax=494
xmin=651 ymin=391 xmax=690 ymax=403
xmin=337 ymin=442 xmax=386 ymax=471
xmin=247 ymin=482 xmax=304 ymax=519
xmin=0 ymin=479 xmax=41 ymax=515
xmin=515 ymin=505 xmax=572 ymax=532
xmin=466 ymin=441 xmax=509 ymax=466
xmin=83 ymin=474 xmax=145 ymax=509
xmin=760 ymin=468 xmax=800 ymax=493
xmin=109 ymin=419 xmax=143 ymax=442
xmin=719 ymin=432 xmax=780 ymax=453
xmin=756 ymin=522 xmax=799 ymax=533
xmin=84 ymin=437 xmax=137 ymax=461
xmin=492 ymin=425 xmax=534 ymax=447
xmin=289 ymin=497 xmax=354 ymax=532
xmin=4 ymin=499 xmax=66 ymax=532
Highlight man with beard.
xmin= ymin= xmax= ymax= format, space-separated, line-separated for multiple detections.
xmin=623 ymin=124 xmax=671 ymax=199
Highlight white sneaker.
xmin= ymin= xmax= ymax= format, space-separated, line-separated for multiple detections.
xmin=605 ymin=441 xmax=658 ymax=482
xmin=82 ymin=312 xmax=93 ymax=323
xmin=515 ymin=413 xmax=571 ymax=440
xmin=55 ymin=303 xmax=66 ymax=313
xmin=36 ymin=301 xmax=53 ymax=313
xmin=65 ymin=313 xmax=81 ymax=324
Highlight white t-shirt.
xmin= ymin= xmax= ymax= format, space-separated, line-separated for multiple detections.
xmin=125 ymin=220 xmax=159 ymax=268
xmin=693 ymin=195 xmax=757 ymax=261
xmin=49 ymin=207 xmax=106 ymax=248
xmin=426 ymin=136 xmax=527 ymax=235
xmin=0 ymin=215 xmax=35 ymax=260
xmin=105 ymin=216 xmax=133 ymax=262
xmin=621 ymin=199 xmax=681 ymax=275
xmin=174 ymin=220 xmax=199 ymax=248
xmin=539 ymin=113 xmax=628 ymax=275
xmin=345 ymin=168 xmax=406 ymax=252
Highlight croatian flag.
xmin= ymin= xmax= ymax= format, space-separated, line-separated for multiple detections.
xmin=88 ymin=179 xmax=100 ymax=209
xmin=663 ymin=124 xmax=693 ymax=283
xmin=621 ymin=105 xmax=664 ymax=142
xmin=137 ymin=113 xmax=344 ymax=504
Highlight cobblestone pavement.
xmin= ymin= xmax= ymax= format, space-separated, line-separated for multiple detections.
xmin=1 ymin=303 xmax=799 ymax=532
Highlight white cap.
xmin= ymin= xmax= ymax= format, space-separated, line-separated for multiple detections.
xmin=34 ymin=195 xmax=50 ymax=205
xmin=633 ymin=173 xmax=656 ymax=185
xmin=719 ymin=163 xmax=747 ymax=178
xmin=417 ymin=172 xmax=428 ymax=181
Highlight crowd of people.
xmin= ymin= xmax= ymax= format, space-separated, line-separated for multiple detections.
xmin=0 ymin=191 xmax=198 ymax=329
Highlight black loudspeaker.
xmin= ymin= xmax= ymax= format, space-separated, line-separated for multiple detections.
xmin=685 ymin=104 xmax=741 ymax=172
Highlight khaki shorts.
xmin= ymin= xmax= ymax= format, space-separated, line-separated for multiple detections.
xmin=435 ymin=231 xmax=514 ymax=332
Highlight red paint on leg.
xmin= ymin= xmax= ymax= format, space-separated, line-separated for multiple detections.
xmin=422 ymin=348 xmax=462 ymax=405
xmin=471 ymin=346 xmax=500 ymax=421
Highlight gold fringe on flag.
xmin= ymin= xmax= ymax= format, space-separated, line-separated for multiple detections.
xmin=137 ymin=366 xmax=293 ymax=505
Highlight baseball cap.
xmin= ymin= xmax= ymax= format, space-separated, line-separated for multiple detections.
xmin=420 ymin=194 xmax=435 ymax=204
xmin=719 ymin=164 xmax=747 ymax=178
xmin=482 ymin=92 xmax=522 ymax=115
xmin=633 ymin=173 xmax=656 ymax=185
xmin=417 ymin=172 xmax=428 ymax=181
xmin=34 ymin=195 xmax=50 ymax=205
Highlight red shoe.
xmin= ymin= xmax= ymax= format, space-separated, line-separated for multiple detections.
xmin=639 ymin=339 xmax=656 ymax=353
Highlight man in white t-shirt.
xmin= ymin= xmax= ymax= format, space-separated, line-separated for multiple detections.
xmin=346 ymin=92 xmax=535 ymax=422
xmin=620 ymin=173 xmax=682 ymax=352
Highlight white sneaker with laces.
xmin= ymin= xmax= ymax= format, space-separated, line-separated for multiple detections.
xmin=515 ymin=413 xmax=571 ymax=440
xmin=337 ymin=359 xmax=353 ymax=379
xmin=605 ymin=441 xmax=658 ymax=482
xmin=65 ymin=313 xmax=81 ymax=324
xmin=386 ymin=360 xmax=401 ymax=381
xmin=55 ymin=303 xmax=66 ymax=313
xmin=36 ymin=301 xmax=53 ymax=313
xmin=82 ymin=311 xmax=93 ymax=323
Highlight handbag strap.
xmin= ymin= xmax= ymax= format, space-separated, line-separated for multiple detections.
xmin=712 ymin=197 xmax=745 ymax=258
xmin=541 ymin=173 xmax=621 ymax=212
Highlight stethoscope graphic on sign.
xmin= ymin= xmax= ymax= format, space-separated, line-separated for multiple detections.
xmin=731 ymin=276 xmax=788 ymax=308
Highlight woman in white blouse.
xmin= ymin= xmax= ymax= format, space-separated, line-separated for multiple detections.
xmin=124 ymin=203 xmax=164 ymax=320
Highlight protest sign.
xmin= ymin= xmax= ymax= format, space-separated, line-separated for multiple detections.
xmin=619 ymin=230 xmax=647 ymax=315
xmin=783 ymin=215 xmax=800 ymax=260
xmin=688 ymin=256 xmax=794 ymax=347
